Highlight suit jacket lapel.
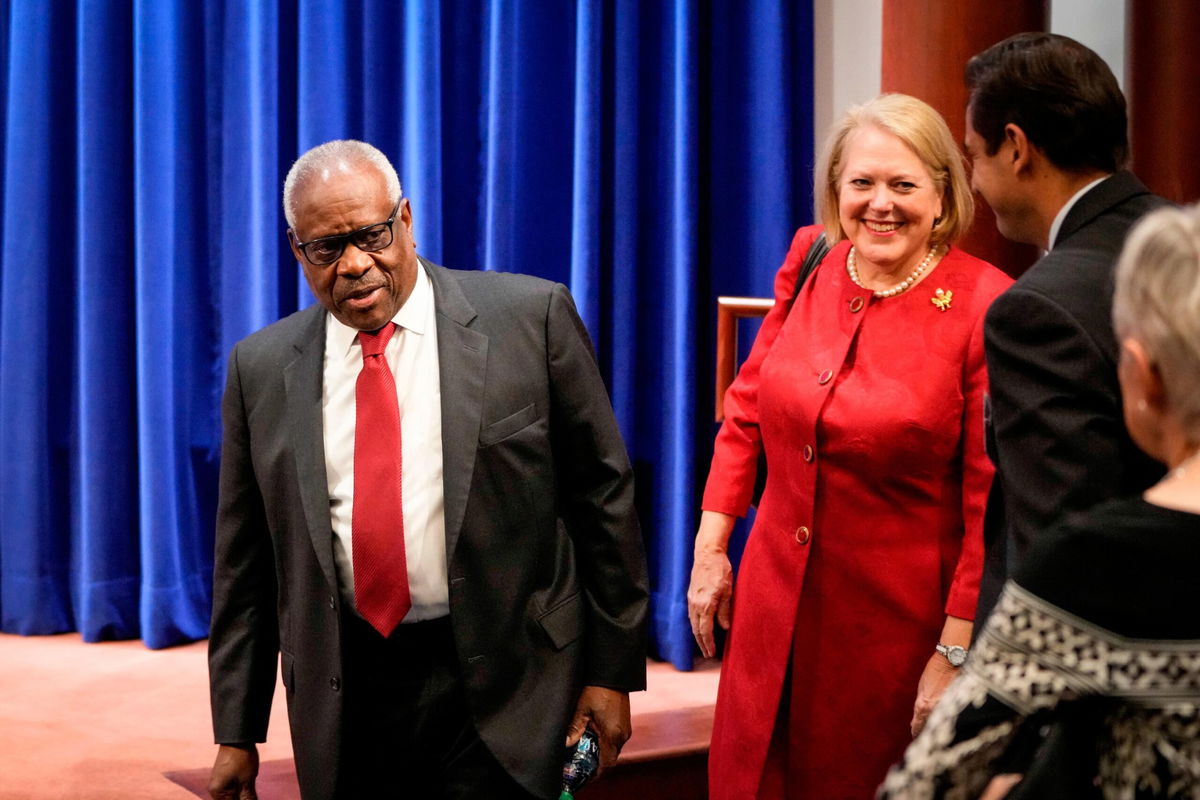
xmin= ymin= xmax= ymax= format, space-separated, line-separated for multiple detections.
xmin=282 ymin=306 xmax=340 ymax=590
xmin=424 ymin=259 xmax=488 ymax=563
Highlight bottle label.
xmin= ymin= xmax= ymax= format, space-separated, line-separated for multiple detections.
xmin=560 ymin=729 xmax=600 ymax=797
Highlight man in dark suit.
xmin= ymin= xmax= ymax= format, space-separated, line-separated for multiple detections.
xmin=964 ymin=33 xmax=1168 ymax=624
xmin=207 ymin=140 xmax=648 ymax=800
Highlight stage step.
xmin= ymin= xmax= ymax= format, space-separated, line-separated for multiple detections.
xmin=586 ymin=703 xmax=712 ymax=799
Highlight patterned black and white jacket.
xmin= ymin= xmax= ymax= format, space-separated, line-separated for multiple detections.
xmin=881 ymin=496 xmax=1200 ymax=800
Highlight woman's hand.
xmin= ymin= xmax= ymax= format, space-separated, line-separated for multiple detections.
xmin=687 ymin=511 xmax=736 ymax=659
xmin=910 ymin=653 xmax=959 ymax=736
xmin=911 ymin=615 xmax=972 ymax=736
xmin=979 ymin=774 xmax=1022 ymax=800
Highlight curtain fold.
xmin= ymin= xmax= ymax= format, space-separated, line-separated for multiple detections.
xmin=568 ymin=0 xmax=602 ymax=335
xmin=0 ymin=0 xmax=814 ymax=668
xmin=659 ymin=0 xmax=700 ymax=670
xmin=75 ymin=0 xmax=138 ymax=642
xmin=132 ymin=0 xmax=217 ymax=648
xmin=1 ymin=0 xmax=70 ymax=635
xmin=399 ymin=0 xmax=444 ymax=259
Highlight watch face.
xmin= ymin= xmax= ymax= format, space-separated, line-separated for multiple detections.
xmin=938 ymin=644 xmax=967 ymax=666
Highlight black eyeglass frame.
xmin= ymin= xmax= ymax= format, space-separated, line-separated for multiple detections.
xmin=289 ymin=198 xmax=404 ymax=266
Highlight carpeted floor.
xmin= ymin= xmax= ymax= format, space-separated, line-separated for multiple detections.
xmin=0 ymin=632 xmax=717 ymax=799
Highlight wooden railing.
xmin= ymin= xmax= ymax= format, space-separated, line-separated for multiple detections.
xmin=714 ymin=296 xmax=774 ymax=421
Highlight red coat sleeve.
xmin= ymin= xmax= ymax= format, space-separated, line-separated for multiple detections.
xmin=944 ymin=310 xmax=992 ymax=620
xmin=701 ymin=225 xmax=826 ymax=517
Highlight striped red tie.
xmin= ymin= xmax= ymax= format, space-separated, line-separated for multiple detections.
xmin=351 ymin=323 xmax=411 ymax=636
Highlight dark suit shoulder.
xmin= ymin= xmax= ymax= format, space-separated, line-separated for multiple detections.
xmin=1026 ymin=175 xmax=1166 ymax=295
xmin=1053 ymin=196 xmax=1169 ymax=262
xmin=1056 ymin=172 xmax=1166 ymax=260
xmin=228 ymin=305 xmax=324 ymax=371
xmin=425 ymin=264 xmax=579 ymax=336
xmin=991 ymin=176 xmax=1169 ymax=359
xmin=437 ymin=265 xmax=561 ymax=307
xmin=1054 ymin=171 xmax=1168 ymax=253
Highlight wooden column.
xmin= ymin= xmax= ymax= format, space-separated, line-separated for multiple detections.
xmin=1128 ymin=0 xmax=1200 ymax=205
xmin=880 ymin=0 xmax=1044 ymax=277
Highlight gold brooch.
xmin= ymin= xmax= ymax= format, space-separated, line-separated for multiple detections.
xmin=931 ymin=288 xmax=953 ymax=311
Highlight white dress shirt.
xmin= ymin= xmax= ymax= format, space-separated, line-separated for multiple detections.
xmin=321 ymin=264 xmax=448 ymax=622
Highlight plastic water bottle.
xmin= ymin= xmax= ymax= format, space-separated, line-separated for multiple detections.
xmin=560 ymin=729 xmax=600 ymax=799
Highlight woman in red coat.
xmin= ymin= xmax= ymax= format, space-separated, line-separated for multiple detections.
xmin=688 ymin=93 xmax=1013 ymax=799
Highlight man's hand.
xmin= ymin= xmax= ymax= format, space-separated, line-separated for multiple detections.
xmin=208 ymin=743 xmax=260 ymax=800
xmin=564 ymin=686 xmax=631 ymax=777
xmin=910 ymin=654 xmax=959 ymax=737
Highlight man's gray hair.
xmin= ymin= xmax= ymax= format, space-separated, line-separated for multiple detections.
xmin=282 ymin=140 xmax=403 ymax=229
xmin=1113 ymin=203 xmax=1200 ymax=435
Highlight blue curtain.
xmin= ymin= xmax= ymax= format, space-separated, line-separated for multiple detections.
xmin=0 ymin=0 xmax=814 ymax=668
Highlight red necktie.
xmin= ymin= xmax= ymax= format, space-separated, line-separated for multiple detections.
xmin=352 ymin=323 xmax=411 ymax=636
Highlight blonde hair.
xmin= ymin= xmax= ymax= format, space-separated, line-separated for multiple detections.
xmin=283 ymin=140 xmax=402 ymax=229
xmin=1113 ymin=203 xmax=1200 ymax=435
xmin=814 ymin=93 xmax=973 ymax=248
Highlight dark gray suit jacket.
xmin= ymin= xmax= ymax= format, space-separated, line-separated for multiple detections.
xmin=208 ymin=259 xmax=648 ymax=800
xmin=976 ymin=172 xmax=1168 ymax=623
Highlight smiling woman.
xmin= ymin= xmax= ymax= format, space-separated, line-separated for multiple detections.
xmin=688 ymin=93 xmax=1012 ymax=799
xmin=836 ymin=125 xmax=944 ymax=288
xmin=817 ymin=94 xmax=975 ymax=290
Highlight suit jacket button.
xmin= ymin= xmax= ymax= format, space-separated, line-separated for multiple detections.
xmin=818 ymin=369 xmax=833 ymax=385
xmin=848 ymin=296 xmax=865 ymax=313
xmin=329 ymin=677 xmax=341 ymax=691
xmin=803 ymin=445 xmax=814 ymax=462
xmin=794 ymin=526 xmax=811 ymax=545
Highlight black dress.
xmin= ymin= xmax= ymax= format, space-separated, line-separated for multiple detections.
xmin=879 ymin=496 xmax=1200 ymax=800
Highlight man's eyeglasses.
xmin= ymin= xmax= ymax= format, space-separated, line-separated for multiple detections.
xmin=291 ymin=199 xmax=403 ymax=266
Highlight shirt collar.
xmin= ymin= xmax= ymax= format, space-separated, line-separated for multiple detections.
xmin=1047 ymin=175 xmax=1110 ymax=252
xmin=325 ymin=262 xmax=432 ymax=359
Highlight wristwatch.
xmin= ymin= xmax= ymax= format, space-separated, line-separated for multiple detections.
xmin=936 ymin=643 xmax=968 ymax=667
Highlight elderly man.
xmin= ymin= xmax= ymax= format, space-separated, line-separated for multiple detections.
xmin=963 ymin=33 xmax=1169 ymax=624
xmin=207 ymin=140 xmax=648 ymax=800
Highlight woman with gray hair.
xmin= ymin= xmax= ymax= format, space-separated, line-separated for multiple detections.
xmin=880 ymin=203 xmax=1200 ymax=799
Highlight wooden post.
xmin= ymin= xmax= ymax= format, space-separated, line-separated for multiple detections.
xmin=1128 ymin=0 xmax=1200 ymax=205
xmin=880 ymin=0 xmax=1045 ymax=277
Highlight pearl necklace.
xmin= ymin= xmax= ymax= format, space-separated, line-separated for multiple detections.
xmin=846 ymin=245 xmax=939 ymax=298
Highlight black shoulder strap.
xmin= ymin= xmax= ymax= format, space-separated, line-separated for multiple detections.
xmin=790 ymin=233 xmax=830 ymax=305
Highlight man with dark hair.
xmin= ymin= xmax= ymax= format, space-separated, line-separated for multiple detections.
xmin=207 ymin=140 xmax=648 ymax=800
xmin=963 ymin=33 xmax=1168 ymax=623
